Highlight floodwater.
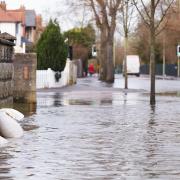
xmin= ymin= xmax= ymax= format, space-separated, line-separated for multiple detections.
xmin=1 ymin=77 xmax=180 ymax=180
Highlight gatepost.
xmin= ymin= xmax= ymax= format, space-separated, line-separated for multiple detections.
xmin=0 ymin=37 xmax=15 ymax=106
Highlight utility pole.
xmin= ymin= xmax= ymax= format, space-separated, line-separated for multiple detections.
xmin=177 ymin=45 xmax=180 ymax=77
xmin=178 ymin=55 xmax=180 ymax=77
xmin=113 ymin=40 xmax=116 ymax=67
xmin=175 ymin=0 xmax=180 ymax=77
xmin=124 ymin=0 xmax=128 ymax=89
xmin=162 ymin=34 xmax=166 ymax=78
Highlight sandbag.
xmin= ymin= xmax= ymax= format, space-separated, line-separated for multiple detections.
xmin=0 ymin=108 xmax=24 ymax=121
xmin=0 ymin=111 xmax=23 ymax=138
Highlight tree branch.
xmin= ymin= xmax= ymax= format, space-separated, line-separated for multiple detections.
xmin=90 ymin=0 xmax=102 ymax=29
xmin=155 ymin=0 xmax=175 ymax=31
xmin=132 ymin=0 xmax=150 ymax=27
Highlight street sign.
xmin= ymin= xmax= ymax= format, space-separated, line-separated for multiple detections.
xmin=177 ymin=45 xmax=180 ymax=57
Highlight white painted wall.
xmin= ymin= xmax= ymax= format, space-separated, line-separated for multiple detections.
xmin=0 ymin=22 xmax=16 ymax=36
xmin=0 ymin=22 xmax=22 ymax=46
xmin=36 ymin=60 xmax=77 ymax=89
xmin=16 ymin=23 xmax=22 ymax=46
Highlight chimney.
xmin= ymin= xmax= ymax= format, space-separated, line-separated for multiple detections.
xmin=0 ymin=1 xmax=6 ymax=11
xmin=20 ymin=5 xmax=25 ymax=10
xmin=36 ymin=15 xmax=42 ymax=28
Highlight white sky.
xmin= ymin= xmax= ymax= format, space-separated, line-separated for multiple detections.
xmin=4 ymin=0 xmax=80 ymax=31
xmin=5 ymin=0 xmax=55 ymax=15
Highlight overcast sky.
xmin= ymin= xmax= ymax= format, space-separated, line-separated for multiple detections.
xmin=4 ymin=0 xmax=82 ymax=31
xmin=5 ymin=0 xmax=55 ymax=14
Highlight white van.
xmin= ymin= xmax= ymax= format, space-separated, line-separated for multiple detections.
xmin=123 ymin=55 xmax=140 ymax=77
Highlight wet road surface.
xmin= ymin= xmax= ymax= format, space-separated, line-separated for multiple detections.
xmin=1 ymin=76 xmax=180 ymax=180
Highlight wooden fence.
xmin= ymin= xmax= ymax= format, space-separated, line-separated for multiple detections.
xmin=36 ymin=60 xmax=77 ymax=89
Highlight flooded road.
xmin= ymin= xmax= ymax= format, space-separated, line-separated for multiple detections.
xmin=1 ymin=76 xmax=180 ymax=179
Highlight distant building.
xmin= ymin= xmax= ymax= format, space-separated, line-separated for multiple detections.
xmin=0 ymin=1 xmax=44 ymax=52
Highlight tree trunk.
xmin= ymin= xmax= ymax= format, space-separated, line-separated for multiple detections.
xmin=106 ymin=33 xmax=114 ymax=83
xmin=124 ymin=1 xmax=129 ymax=89
xmin=150 ymin=28 xmax=156 ymax=105
xmin=99 ymin=28 xmax=115 ymax=83
xmin=124 ymin=35 xmax=128 ymax=89
xmin=99 ymin=28 xmax=107 ymax=81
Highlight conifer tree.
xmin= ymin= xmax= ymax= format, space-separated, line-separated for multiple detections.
xmin=36 ymin=19 xmax=68 ymax=72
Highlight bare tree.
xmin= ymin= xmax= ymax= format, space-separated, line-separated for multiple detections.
xmin=55 ymin=0 xmax=93 ymax=31
xmin=120 ymin=0 xmax=136 ymax=89
xmin=132 ymin=0 xmax=175 ymax=105
xmin=90 ymin=0 xmax=123 ymax=82
xmin=65 ymin=0 xmax=122 ymax=82
xmin=71 ymin=0 xmax=122 ymax=82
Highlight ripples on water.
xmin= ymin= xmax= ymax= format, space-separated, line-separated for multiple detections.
xmin=1 ymin=91 xmax=180 ymax=180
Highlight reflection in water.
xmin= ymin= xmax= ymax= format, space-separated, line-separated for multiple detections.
xmin=22 ymin=124 xmax=39 ymax=131
xmin=157 ymin=91 xmax=180 ymax=97
xmin=1 ymin=91 xmax=180 ymax=179
xmin=13 ymin=103 xmax=36 ymax=117
xmin=0 ymin=149 xmax=13 ymax=180
xmin=67 ymin=99 xmax=95 ymax=106
xmin=150 ymin=104 xmax=156 ymax=114
xmin=53 ymin=93 xmax=62 ymax=107
xmin=143 ymin=106 xmax=159 ymax=179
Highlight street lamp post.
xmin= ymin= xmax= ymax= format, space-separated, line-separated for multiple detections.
xmin=124 ymin=0 xmax=128 ymax=89
xmin=162 ymin=34 xmax=166 ymax=78
xmin=177 ymin=45 xmax=180 ymax=77
xmin=178 ymin=56 xmax=180 ymax=77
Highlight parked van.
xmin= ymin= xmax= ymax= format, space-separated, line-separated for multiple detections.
xmin=123 ymin=55 xmax=140 ymax=77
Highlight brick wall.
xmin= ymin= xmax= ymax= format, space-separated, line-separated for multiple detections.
xmin=13 ymin=53 xmax=37 ymax=103
xmin=0 ymin=63 xmax=13 ymax=106
xmin=0 ymin=38 xmax=14 ymax=106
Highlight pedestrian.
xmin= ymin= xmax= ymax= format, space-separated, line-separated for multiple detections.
xmin=88 ymin=64 xmax=95 ymax=76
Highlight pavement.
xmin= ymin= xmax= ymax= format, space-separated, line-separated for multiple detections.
xmin=143 ymin=74 xmax=180 ymax=80
xmin=37 ymin=75 xmax=146 ymax=94
xmin=37 ymin=74 xmax=180 ymax=94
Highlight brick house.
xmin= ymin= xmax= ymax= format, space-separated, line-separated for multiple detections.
xmin=0 ymin=1 xmax=44 ymax=52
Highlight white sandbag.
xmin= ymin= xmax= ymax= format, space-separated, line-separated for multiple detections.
xmin=0 ymin=111 xmax=23 ymax=138
xmin=0 ymin=108 xmax=24 ymax=121
xmin=0 ymin=136 xmax=8 ymax=146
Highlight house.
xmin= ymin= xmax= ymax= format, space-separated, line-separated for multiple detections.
xmin=0 ymin=1 xmax=44 ymax=52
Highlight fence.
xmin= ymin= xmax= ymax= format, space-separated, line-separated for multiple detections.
xmin=115 ymin=64 xmax=178 ymax=77
xmin=36 ymin=60 xmax=77 ymax=89
xmin=140 ymin=64 xmax=177 ymax=76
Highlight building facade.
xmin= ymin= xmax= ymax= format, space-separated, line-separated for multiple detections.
xmin=0 ymin=1 xmax=44 ymax=52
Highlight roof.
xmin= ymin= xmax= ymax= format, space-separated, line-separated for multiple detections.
xmin=0 ymin=38 xmax=15 ymax=46
xmin=0 ymin=32 xmax=16 ymax=40
xmin=0 ymin=8 xmax=36 ymax=27
xmin=7 ymin=10 xmax=25 ymax=24
xmin=0 ymin=9 xmax=20 ymax=22
xmin=25 ymin=10 xmax=36 ymax=27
